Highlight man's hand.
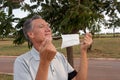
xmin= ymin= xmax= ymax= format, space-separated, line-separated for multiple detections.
xmin=36 ymin=39 xmax=57 ymax=80
xmin=80 ymin=33 xmax=93 ymax=52
xmin=39 ymin=38 xmax=57 ymax=64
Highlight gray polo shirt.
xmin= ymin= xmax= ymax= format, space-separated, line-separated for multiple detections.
xmin=14 ymin=47 xmax=74 ymax=80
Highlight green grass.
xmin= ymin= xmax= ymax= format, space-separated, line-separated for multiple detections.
xmin=88 ymin=38 xmax=120 ymax=58
xmin=0 ymin=74 xmax=13 ymax=80
xmin=0 ymin=37 xmax=120 ymax=58
xmin=0 ymin=40 xmax=29 ymax=56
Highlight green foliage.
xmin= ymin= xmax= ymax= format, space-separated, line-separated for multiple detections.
xmin=13 ymin=29 xmax=25 ymax=45
xmin=0 ymin=11 xmax=15 ymax=39
xmin=40 ymin=0 xmax=105 ymax=35
xmin=3 ymin=0 xmax=22 ymax=15
xmin=0 ymin=0 xmax=22 ymax=39
xmin=101 ymin=0 xmax=120 ymax=36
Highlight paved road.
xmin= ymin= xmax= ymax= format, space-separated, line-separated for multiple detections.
xmin=0 ymin=57 xmax=120 ymax=80
xmin=0 ymin=57 xmax=14 ymax=74
xmin=79 ymin=59 xmax=120 ymax=80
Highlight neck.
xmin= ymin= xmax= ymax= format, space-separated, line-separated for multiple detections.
xmin=33 ymin=42 xmax=42 ymax=52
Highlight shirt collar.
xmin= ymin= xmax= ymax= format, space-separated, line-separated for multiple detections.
xmin=30 ymin=47 xmax=57 ymax=61
xmin=30 ymin=47 xmax=40 ymax=60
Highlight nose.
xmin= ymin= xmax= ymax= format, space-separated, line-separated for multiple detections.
xmin=45 ymin=24 xmax=51 ymax=31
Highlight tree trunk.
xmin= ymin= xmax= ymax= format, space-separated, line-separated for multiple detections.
xmin=87 ymin=44 xmax=92 ymax=52
xmin=87 ymin=32 xmax=94 ymax=51
xmin=113 ymin=27 xmax=115 ymax=37
xmin=66 ymin=46 xmax=74 ymax=67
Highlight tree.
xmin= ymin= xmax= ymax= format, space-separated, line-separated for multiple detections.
xmin=0 ymin=10 xmax=14 ymax=39
xmin=108 ymin=13 xmax=120 ymax=37
xmin=0 ymin=0 xmax=23 ymax=39
xmin=103 ymin=0 xmax=120 ymax=37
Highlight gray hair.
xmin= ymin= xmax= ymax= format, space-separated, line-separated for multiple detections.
xmin=23 ymin=15 xmax=42 ymax=44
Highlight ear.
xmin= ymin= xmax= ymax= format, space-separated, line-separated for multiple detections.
xmin=27 ymin=31 xmax=34 ymax=39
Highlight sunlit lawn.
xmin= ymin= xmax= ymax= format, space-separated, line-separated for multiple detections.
xmin=0 ymin=37 xmax=120 ymax=58
xmin=0 ymin=74 xmax=13 ymax=80
xmin=0 ymin=40 xmax=29 ymax=56
xmin=88 ymin=38 xmax=120 ymax=58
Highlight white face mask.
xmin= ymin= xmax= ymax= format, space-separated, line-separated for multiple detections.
xmin=61 ymin=34 xmax=80 ymax=49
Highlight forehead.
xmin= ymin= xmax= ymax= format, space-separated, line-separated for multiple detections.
xmin=32 ymin=18 xmax=47 ymax=26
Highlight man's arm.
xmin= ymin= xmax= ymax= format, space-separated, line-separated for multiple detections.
xmin=76 ymin=33 xmax=92 ymax=80
xmin=35 ymin=60 xmax=50 ymax=80
xmin=75 ymin=49 xmax=88 ymax=80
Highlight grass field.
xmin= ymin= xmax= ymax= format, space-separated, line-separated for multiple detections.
xmin=0 ymin=37 xmax=120 ymax=58
xmin=0 ymin=74 xmax=13 ymax=80
xmin=88 ymin=38 xmax=120 ymax=58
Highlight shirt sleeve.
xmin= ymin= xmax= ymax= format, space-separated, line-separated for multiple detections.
xmin=14 ymin=57 xmax=33 ymax=80
xmin=60 ymin=53 xmax=74 ymax=72
xmin=59 ymin=53 xmax=77 ymax=79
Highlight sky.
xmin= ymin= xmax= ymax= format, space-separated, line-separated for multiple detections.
xmin=12 ymin=0 xmax=120 ymax=34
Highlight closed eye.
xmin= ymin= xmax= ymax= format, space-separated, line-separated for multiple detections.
xmin=38 ymin=23 xmax=51 ymax=28
xmin=38 ymin=24 xmax=44 ymax=28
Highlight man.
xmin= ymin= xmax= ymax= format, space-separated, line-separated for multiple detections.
xmin=14 ymin=15 xmax=92 ymax=80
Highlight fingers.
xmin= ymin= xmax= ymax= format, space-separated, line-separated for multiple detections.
xmin=85 ymin=33 xmax=92 ymax=44
xmin=86 ymin=33 xmax=92 ymax=38
xmin=81 ymin=33 xmax=93 ymax=45
xmin=39 ymin=38 xmax=57 ymax=63
xmin=39 ymin=38 xmax=49 ymax=53
xmin=39 ymin=38 xmax=56 ymax=54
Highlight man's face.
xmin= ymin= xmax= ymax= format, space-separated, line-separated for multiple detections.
xmin=28 ymin=18 xmax=52 ymax=43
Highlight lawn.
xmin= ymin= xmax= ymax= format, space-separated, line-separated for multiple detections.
xmin=0 ymin=37 xmax=120 ymax=58
xmin=0 ymin=74 xmax=13 ymax=80
xmin=88 ymin=38 xmax=120 ymax=58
